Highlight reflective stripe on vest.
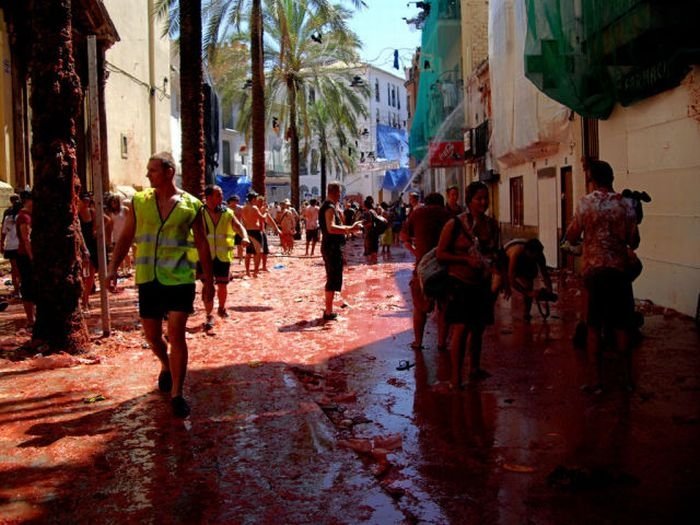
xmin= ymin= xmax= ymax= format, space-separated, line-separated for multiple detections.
xmin=203 ymin=208 xmax=235 ymax=263
xmin=132 ymin=188 xmax=202 ymax=285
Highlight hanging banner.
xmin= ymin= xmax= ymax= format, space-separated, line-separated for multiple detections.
xmin=429 ymin=141 xmax=464 ymax=167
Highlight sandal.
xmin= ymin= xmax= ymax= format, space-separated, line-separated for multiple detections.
xmin=322 ymin=312 xmax=338 ymax=321
xmin=396 ymin=360 xmax=415 ymax=371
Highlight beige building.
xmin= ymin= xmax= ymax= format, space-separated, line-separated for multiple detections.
xmin=0 ymin=8 xmax=14 ymax=198
xmin=0 ymin=1 xmax=119 ymax=202
xmin=0 ymin=1 xmax=171 ymax=200
xmin=485 ymin=0 xmax=699 ymax=316
xmin=488 ymin=0 xmax=585 ymax=267
xmin=102 ymin=0 xmax=172 ymax=193
xmin=597 ymin=68 xmax=700 ymax=316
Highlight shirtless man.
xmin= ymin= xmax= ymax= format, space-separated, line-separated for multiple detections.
xmin=241 ymin=192 xmax=279 ymax=277
xmin=256 ymin=195 xmax=280 ymax=271
xmin=302 ymin=198 xmax=320 ymax=256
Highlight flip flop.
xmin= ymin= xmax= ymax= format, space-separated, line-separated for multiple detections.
xmin=396 ymin=360 xmax=415 ymax=371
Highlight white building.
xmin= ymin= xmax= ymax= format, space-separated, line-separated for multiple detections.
xmin=303 ymin=63 xmax=409 ymax=202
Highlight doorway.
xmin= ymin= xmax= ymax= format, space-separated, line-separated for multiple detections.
xmin=560 ymin=166 xmax=574 ymax=270
xmin=537 ymin=167 xmax=558 ymax=267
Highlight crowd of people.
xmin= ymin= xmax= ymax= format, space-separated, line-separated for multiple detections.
xmin=1 ymin=154 xmax=641 ymax=418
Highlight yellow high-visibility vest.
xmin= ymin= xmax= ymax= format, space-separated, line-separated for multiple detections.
xmin=133 ymin=188 xmax=202 ymax=285
xmin=203 ymin=207 xmax=235 ymax=263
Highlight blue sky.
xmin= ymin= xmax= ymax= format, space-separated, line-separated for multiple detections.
xmin=344 ymin=0 xmax=422 ymax=75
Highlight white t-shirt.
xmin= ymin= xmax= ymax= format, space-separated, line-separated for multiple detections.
xmin=1 ymin=213 xmax=19 ymax=251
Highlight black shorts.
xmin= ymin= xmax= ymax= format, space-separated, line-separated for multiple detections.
xmin=321 ymin=242 xmax=343 ymax=292
xmin=138 ymin=280 xmax=196 ymax=319
xmin=306 ymin=228 xmax=319 ymax=242
xmin=364 ymin=232 xmax=379 ymax=256
xmin=17 ymin=254 xmax=33 ymax=301
xmin=197 ymin=259 xmax=231 ymax=284
xmin=444 ymin=276 xmax=494 ymax=327
xmin=3 ymin=249 xmax=18 ymax=260
xmin=584 ymin=268 xmax=634 ymax=330
xmin=246 ymin=230 xmax=269 ymax=255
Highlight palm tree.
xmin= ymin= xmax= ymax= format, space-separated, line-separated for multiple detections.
xmin=28 ymin=0 xmax=89 ymax=351
xmin=264 ymin=0 xmax=366 ymax=208
xmin=179 ymin=0 xmax=206 ymax=197
xmin=155 ymin=0 xmax=206 ymax=197
xmin=201 ymin=0 xmax=366 ymax=198
xmin=306 ymin=75 xmax=368 ymax=200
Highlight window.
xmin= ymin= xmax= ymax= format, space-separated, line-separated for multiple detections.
xmin=375 ymin=79 xmax=380 ymax=102
xmin=120 ymin=133 xmax=128 ymax=159
xmin=398 ymin=92 xmax=401 ymax=110
xmin=387 ymin=83 xmax=391 ymax=104
xmin=391 ymin=86 xmax=396 ymax=108
xmin=222 ymin=140 xmax=231 ymax=174
xmin=309 ymin=87 xmax=316 ymax=103
xmin=510 ymin=176 xmax=524 ymax=227
xmin=376 ymin=108 xmax=380 ymax=123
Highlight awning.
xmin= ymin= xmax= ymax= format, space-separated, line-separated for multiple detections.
xmin=382 ymin=168 xmax=411 ymax=191
xmin=376 ymin=124 xmax=409 ymax=167
xmin=216 ymin=174 xmax=252 ymax=201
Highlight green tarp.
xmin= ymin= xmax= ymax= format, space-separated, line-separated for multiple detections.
xmin=524 ymin=0 xmax=700 ymax=119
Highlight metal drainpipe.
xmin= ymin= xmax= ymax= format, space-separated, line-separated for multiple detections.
xmin=148 ymin=0 xmax=157 ymax=154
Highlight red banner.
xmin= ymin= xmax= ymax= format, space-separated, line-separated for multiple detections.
xmin=428 ymin=141 xmax=464 ymax=167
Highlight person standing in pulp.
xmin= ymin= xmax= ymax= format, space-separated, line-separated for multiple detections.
xmin=565 ymin=160 xmax=640 ymax=393
xmin=302 ymin=198 xmax=320 ymax=256
xmin=15 ymin=191 xmax=34 ymax=327
xmin=319 ymin=181 xmax=363 ymax=321
xmin=201 ymin=185 xmax=249 ymax=331
xmin=400 ymin=192 xmax=451 ymax=351
xmin=108 ymin=152 xmax=214 ymax=418
xmin=1 ymin=194 xmax=22 ymax=298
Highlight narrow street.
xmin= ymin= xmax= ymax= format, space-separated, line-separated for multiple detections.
xmin=0 ymin=236 xmax=698 ymax=524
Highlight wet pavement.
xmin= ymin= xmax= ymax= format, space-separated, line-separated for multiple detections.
xmin=0 ymin=236 xmax=699 ymax=524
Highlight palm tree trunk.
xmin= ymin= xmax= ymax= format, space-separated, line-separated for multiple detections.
xmin=250 ymin=0 xmax=266 ymax=195
xmin=287 ymin=77 xmax=300 ymax=210
xmin=29 ymin=0 xmax=88 ymax=351
xmin=180 ymin=0 xmax=205 ymax=197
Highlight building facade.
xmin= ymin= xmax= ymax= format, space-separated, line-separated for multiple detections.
xmin=313 ymin=63 xmax=409 ymax=203
xmin=102 ymin=0 xmax=171 ymax=194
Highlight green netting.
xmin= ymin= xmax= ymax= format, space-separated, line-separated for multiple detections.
xmin=524 ymin=0 xmax=700 ymax=119
xmin=409 ymin=0 xmax=462 ymax=162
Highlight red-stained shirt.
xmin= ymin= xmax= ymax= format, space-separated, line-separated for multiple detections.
xmin=16 ymin=209 xmax=31 ymax=257
xmin=567 ymin=190 xmax=638 ymax=277
xmin=401 ymin=204 xmax=451 ymax=265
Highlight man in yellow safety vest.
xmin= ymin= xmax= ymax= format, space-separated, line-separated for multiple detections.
xmin=108 ymin=152 xmax=214 ymax=418
xmin=201 ymin=185 xmax=249 ymax=331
